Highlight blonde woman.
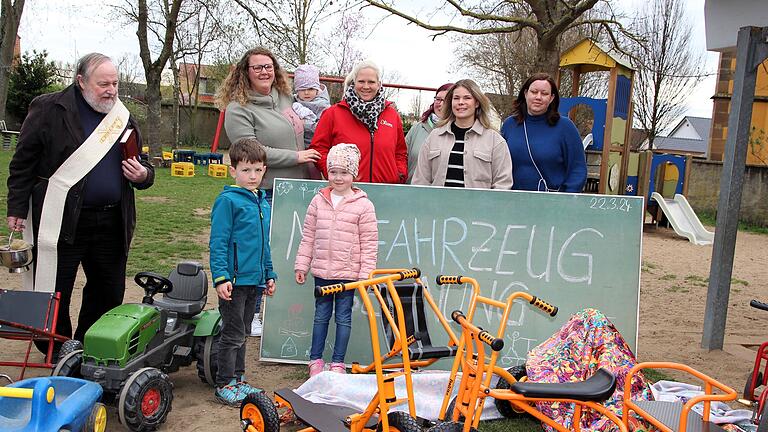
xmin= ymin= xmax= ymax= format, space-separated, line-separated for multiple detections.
xmin=412 ymin=79 xmax=512 ymax=189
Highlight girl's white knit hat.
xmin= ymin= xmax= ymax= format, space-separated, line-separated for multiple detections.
xmin=327 ymin=144 xmax=361 ymax=178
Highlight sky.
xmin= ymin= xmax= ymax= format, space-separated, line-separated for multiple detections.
xmin=16 ymin=0 xmax=720 ymax=128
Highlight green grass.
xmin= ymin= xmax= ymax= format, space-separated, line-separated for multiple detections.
xmin=0 ymin=150 xmax=229 ymax=276
xmin=698 ymin=210 xmax=768 ymax=235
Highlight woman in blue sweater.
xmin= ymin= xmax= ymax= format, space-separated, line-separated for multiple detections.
xmin=500 ymin=73 xmax=586 ymax=192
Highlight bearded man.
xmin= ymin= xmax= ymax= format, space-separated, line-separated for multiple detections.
xmin=6 ymin=53 xmax=155 ymax=346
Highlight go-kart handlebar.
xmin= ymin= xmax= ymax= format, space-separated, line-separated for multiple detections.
xmin=751 ymin=300 xmax=768 ymax=312
xmin=451 ymin=310 xmax=504 ymax=352
xmin=315 ymin=268 xmax=421 ymax=297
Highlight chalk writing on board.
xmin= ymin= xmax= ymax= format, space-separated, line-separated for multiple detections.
xmin=275 ymin=181 xmax=293 ymax=196
xmin=589 ymin=197 xmax=632 ymax=212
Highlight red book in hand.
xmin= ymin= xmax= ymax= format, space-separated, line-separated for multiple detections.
xmin=120 ymin=128 xmax=139 ymax=161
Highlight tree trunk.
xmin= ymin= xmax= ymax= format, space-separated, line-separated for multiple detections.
xmin=171 ymin=61 xmax=180 ymax=148
xmin=144 ymin=73 xmax=163 ymax=155
xmin=534 ymin=36 xmax=561 ymax=77
xmin=0 ymin=0 xmax=25 ymax=122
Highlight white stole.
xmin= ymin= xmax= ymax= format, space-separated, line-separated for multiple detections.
xmin=25 ymin=99 xmax=130 ymax=292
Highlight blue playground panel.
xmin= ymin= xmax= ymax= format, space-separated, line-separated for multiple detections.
xmin=648 ymin=153 xmax=687 ymax=202
xmin=0 ymin=376 xmax=104 ymax=432
xmin=559 ymin=97 xmax=607 ymax=151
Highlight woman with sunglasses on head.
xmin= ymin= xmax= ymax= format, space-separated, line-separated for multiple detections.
xmin=500 ymin=73 xmax=586 ymax=193
xmin=216 ymin=47 xmax=320 ymax=338
xmin=404 ymin=83 xmax=453 ymax=183
xmin=311 ymin=59 xmax=407 ymax=184
xmin=412 ymin=79 xmax=512 ymax=189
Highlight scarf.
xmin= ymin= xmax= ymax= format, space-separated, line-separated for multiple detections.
xmin=428 ymin=113 xmax=440 ymax=128
xmin=344 ymin=84 xmax=386 ymax=132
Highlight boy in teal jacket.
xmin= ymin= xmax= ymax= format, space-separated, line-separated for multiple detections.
xmin=209 ymin=137 xmax=277 ymax=406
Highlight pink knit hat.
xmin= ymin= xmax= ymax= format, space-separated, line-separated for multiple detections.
xmin=327 ymin=144 xmax=361 ymax=178
xmin=294 ymin=64 xmax=321 ymax=91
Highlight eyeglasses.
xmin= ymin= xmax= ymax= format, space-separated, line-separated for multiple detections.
xmin=434 ymin=97 xmax=445 ymax=103
xmin=248 ymin=64 xmax=274 ymax=73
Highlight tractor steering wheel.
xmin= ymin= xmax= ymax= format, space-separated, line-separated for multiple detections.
xmin=134 ymin=272 xmax=173 ymax=297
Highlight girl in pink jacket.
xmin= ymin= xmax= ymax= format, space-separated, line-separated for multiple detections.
xmin=294 ymin=144 xmax=379 ymax=377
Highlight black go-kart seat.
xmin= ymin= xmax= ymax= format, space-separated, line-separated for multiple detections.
xmin=379 ymin=282 xmax=457 ymax=361
xmin=510 ymin=368 xmax=617 ymax=402
xmin=152 ymin=261 xmax=208 ymax=317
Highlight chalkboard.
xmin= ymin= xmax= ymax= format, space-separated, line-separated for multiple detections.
xmin=261 ymin=179 xmax=644 ymax=369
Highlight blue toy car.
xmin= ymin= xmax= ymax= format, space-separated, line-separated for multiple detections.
xmin=0 ymin=376 xmax=106 ymax=432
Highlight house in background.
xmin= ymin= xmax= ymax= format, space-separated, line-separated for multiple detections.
xmin=177 ymin=63 xmax=221 ymax=106
xmin=638 ymin=116 xmax=711 ymax=158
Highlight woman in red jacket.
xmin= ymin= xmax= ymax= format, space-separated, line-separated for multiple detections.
xmin=310 ymin=60 xmax=407 ymax=184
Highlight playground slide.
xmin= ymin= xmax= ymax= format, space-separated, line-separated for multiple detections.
xmin=651 ymin=192 xmax=715 ymax=246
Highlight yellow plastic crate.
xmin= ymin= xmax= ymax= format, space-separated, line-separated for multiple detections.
xmin=208 ymin=163 xmax=229 ymax=178
xmin=171 ymin=162 xmax=195 ymax=177
xmin=141 ymin=146 xmax=149 ymax=154
xmin=162 ymin=151 xmax=173 ymax=161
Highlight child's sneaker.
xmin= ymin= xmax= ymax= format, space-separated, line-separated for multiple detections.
xmin=215 ymin=379 xmax=245 ymax=406
xmin=308 ymin=359 xmax=324 ymax=377
xmin=250 ymin=313 xmax=263 ymax=337
xmin=329 ymin=362 xmax=346 ymax=374
xmin=237 ymin=375 xmax=262 ymax=395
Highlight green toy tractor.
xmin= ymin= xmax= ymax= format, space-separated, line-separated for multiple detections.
xmin=52 ymin=261 xmax=221 ymax=432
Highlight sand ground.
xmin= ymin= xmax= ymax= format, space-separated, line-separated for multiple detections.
xmin=1 ymin=226 xmax=766 ymax=431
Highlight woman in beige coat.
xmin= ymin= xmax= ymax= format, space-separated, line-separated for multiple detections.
xmin=412 ymin=79 xmax=512 ymax=189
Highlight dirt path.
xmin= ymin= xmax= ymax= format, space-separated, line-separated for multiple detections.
xmin=1 ymin=227 xmax=766 ymax=431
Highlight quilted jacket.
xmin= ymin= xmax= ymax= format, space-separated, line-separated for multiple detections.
xmin=294 ymin=186 xmax=378 ymax=280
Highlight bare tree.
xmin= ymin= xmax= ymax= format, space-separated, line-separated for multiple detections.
xmin=362 ymin=0 xmax=635 ymax=76
xmin=116 ymin=0 xmax=184 ymax=154
xmin=0 ymin=0 xmax=25 ymax=120
xmin=630 ymin=0 xmax=707 ymax=148
xmin=231 ymin=0 xmax=335 ymax=68
xmin=320 ymin=9 xmax=365 ymax=77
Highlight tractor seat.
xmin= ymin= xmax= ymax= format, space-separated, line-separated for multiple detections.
xmin=153 ymin=262 xmax=208 ymax=317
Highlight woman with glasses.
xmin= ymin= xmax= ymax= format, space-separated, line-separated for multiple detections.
xmin=216 ymin=47 xmax=321 ymax=202
xmin=500 ymin=73 xmax=586 ymax=192
xmin=412 ymin=79 xmax=512 ymax=189
xmin=404 ymin=83 xmax=453 ymax=183
xmin=310 ymin=60 xmax=407 ymax=184
xmin=216 ymin=47 xmax=320 ymax=338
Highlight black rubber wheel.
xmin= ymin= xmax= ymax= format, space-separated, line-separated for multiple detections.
xmin=195 ymin=333 xmax=219 ymax=386
xmin=240 ymin=391 xmax=280 ymax=432
xmin=377 ymin=411 xmax=421 ymax=432
xmin=445 ymin=397 xmax=465 ymax=422
xmin=58 ymin=339 xmax=84 ymax=359
xmin=83 ymin=402 xmax=107 ymax=432
xmin=745 ymin=371 xmax=764 ymax=401
xmin=118 ymin=367 xmax=174 ymax=432
xmin=759 ymin=400 xmax=768 ymax=432
xmin=51 ymin=350 xmax=83 ymax=378
xmin=494 ymin=364 xmax=529 ymax=418
xmin=426 ymin=421 xmax=477 ymax=432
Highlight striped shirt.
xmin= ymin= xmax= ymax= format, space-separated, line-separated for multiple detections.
xmin=445 ymin=123 xmax=470 ymax=188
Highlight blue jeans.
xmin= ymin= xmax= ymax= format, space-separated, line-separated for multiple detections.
xmin=310 ymin=277 xmax=355 ymax=363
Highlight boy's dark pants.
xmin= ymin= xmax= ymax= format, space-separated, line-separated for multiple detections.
xmin=216 ymin=284 xmax=263 ymax=387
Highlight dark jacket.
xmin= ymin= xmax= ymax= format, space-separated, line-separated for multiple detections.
xmin=6 ymin=84 xmax=155 ymax=253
